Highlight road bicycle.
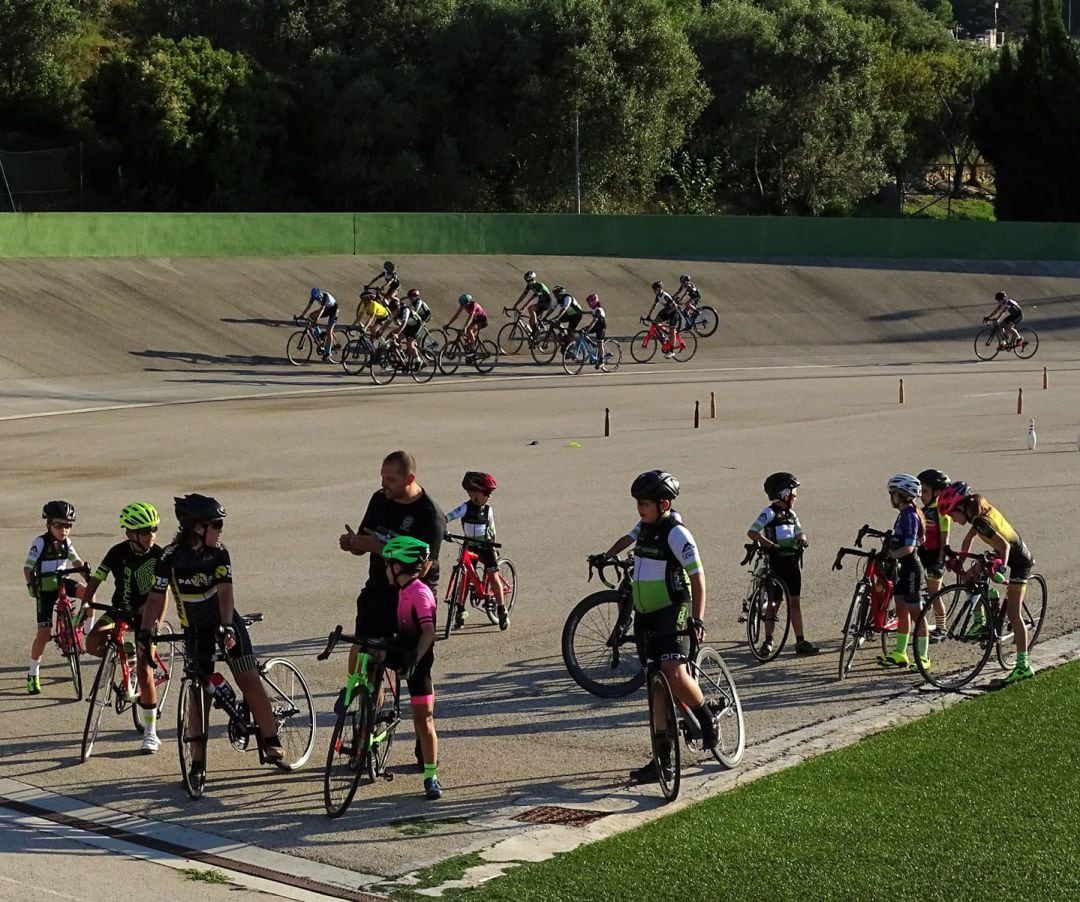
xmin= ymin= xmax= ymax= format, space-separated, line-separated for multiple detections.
xmin=561 ymin=330 xmax=622 ymax=375
xmin=738 ymin=544 xmax=792 ymax=662
xmin=340 ymin=324 xmax=376 ymax=376
xmin=369 ymin=336 xmax=436 ymax=385
xmin=529 ymin=319 xmax=575 ymax=365
xmin=318 ymin=626 xmax=402 ymax=818
xmin=30 ymin=565 xmax=88 ymax=700
xmin=155 ymin=613 xmax=316 ymax=799
xmin=497 ymin=307 xmax=543 ymax=356
xmin=642 ymin=626 xmax=745 ymax=801
xmin=678 ymin=300 xmax=719 ymax=337
xmin=287 ymin=315 xmax=346 ymax=365
xmin=437 ymin=327 xmax=499 ymax=375
xmin=80 ymin=602 xmax=176 ymax=761
xmin=913 ymin=551 xmax=1047 ymax=690
xmin=630 ymin=317 xmax=698 ymax=363
xmin=833 ymin=525 xmax=900 ymax=680
xmin=973 ymin=318 xmax=1039 ymax=361
xmin=441 ymin=534 xmax=517 ymax=640
xmin=562 ymin=556 xmax=644 ymax=697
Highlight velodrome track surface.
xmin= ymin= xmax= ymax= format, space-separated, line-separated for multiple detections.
xmin=2 ymin=255 xmax=1080 ymax=879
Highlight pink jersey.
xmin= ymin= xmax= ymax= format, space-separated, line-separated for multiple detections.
xmin=466 ymin=301 xmax=486 ymax=318
xmin=397 ymin=578 xmax=437 ymax=640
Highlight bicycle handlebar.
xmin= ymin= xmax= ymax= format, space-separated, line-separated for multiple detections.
xmin=854 ymin=524 xmax=890 ymax=548
xmin=740 ymin=543 xmax=763 ymax=567
xmin=587 ymin=555 xmax=631 ymax=589
xmin=317 ymin=625 xmax=389 ymax=661
xmin=832 ymin=546 xmax=876 ymax=572
xmin=444 ymin=533 xmax=502 ymax=549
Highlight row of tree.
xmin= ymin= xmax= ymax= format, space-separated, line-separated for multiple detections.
xmin=2 ymin=0 xmax=1078 ymax=218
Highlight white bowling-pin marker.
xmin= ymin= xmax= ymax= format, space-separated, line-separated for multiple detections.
xmin=1026 ymin=419 xmax=1037 ymax=450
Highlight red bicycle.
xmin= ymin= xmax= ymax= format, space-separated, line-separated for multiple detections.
xmin=833 ymin=525 xmax=900 ymax=680
xmin=31 ymin=565 xmax=89 ymax=700
xmin=630 ymin=317 xmax=698 ymax=363
xmin=441 ymin=534 xmax=517 ymax=640
xmin=81 ymin=602 xmax=176 ymax=761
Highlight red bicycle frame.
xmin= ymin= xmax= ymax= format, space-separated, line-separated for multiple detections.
xmin=447 ymin=544 xmax=501 ymax=607
xmin=94 ymin=606 xmax=172 ymax=696
xmin=52 ymin=578 xmax=86 ymax=656
xmin=637 ymin=319 xmax=687 ymax=355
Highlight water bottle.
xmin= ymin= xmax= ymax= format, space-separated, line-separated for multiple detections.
xmin=208 ymin=672 xmax=237 ymax=709
xmin=123 ymin=639 xmax=136 ymax=658
xmin=991 ymin=565 xmax=1007 ymax=584
xmin=988 ymin=585 xmax=1002 ymax=603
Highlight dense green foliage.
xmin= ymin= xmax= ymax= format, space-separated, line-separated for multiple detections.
xmin=1 ymin=0 xmax=1077 ymax=217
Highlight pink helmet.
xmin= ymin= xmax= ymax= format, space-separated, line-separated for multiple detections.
xmin=462 ymin=471 xmax=497 ymax=493
xmin=586 ymin=293 xmax=600 ymax=309
xmin=936 ymin=481 xmax=970 ymax=516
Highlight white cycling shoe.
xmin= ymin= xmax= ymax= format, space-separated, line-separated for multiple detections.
xmin=140 ymin=732 xmax=161 ymax=755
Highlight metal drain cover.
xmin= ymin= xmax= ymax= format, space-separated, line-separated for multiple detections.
xmin=513 ymin=805 xmax=607 ymax=827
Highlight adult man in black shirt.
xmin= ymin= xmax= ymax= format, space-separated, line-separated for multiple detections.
xmin=339 ymin=450 xmax=446 ymax=659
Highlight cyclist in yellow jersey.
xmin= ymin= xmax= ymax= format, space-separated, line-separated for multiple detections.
xmin=356 ymin=289 xmax=391 ymax=338
xmin=937 ymin=482 xmax=1036 ymax=685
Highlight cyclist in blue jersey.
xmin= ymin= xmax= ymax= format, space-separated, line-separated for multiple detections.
xmin=877 ymin=474 xmax=929 ymax=672
xmin=297 ymin=287 xmax=339 ymax=358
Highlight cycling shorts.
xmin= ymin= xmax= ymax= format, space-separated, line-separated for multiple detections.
xmin=34 ymin=578 xmax=81 ymax=628
xmin=1002 ymin=309 xmax=1023 ymax=325
xmin=320 ymin=306 xmax=339 ymax=326
xmin=466 ymin=541 xmax=499 ymax=571
xmin=586 ymin=320 xmax=606 ymax=339
xmin=401 ymin=320 xmax=421 ymax=338
xmin=916 ymin=547 xmax=945 ymax=579
xmin=385 ymin=644 xmax=435 ymax=700
xmin=657 ymin=309 xmax=681 ymax=328
xmin=181 ymin=608 xmax=257 ymax=678
xmin=1006 ymin=553 xmax=1033 ymax=586
xmin=472 ymin=315 xmax=488 ymax=331
xmin=562 ymin=311 xmax=583 ymax=331
xmin=767 ymin=552 xmax=801 ymax=597
xmin=894 ymin=553 xmax=923 ymax=603
xmin=635 ymin=602 xmax=690 ymax=664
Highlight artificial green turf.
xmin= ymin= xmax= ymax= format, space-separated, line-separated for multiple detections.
xmin=458 ymin=660 xmax=1080 ymax=902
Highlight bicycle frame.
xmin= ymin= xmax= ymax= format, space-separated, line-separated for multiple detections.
xmin=569 ymin=331 xmax=603 ymax=363
xmin=638 ymin=319 xmax=686 ymax=353
xmin=590 ymin=556 xmax=637 ymax=653
xmin=833 ymin=524 xmax=898 ymax=631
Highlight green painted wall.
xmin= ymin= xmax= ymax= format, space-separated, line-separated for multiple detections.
xmin=2 ymin=212 xmax=1080 ymax=260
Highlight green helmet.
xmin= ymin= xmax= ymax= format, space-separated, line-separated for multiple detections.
xmin=120 ymin=502 xmax=160 ymax=530
xmin=382 ymin=535 xmax=430 ymax=566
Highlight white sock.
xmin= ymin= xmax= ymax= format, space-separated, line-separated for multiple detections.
xmin=140 ymin=703 xmax=158 ymax=735
xmin=28 ymin=659 xmax=41 ymax=677
xmin=82 ymin=615 xmax=95 ymax=635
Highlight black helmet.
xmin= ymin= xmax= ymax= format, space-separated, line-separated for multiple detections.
xmin=42 ymin=500 xmax=76 ymax=522
xmin=764 ymin=472 xmax=799 ymax=500
xmin=917 ymin=469 xmax=951 ymax=491
xmin=552 ymin=284 xmax=566 ymax=296
xmin=995 ymin=290 xmax=1007 ymax=301
xmin=174 ymin=493 xmax=226 ymax=528
xmin=384 ymin=261 xmax=395 ymax=271
xmin=631 ymin=470 xmax=680 ymax=502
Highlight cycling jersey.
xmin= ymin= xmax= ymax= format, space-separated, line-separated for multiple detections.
xmin=555 ymin=293 xmax=582 ymax=314
xmin=318 ymin=291 xmax=338 ymax=310
xmin=445 ymin=500 xmax=495 ymax=542
xmin=892 ymin=506 xmax=924 ymax=549
xmin=26 ymin=534 xmax=80 ymax=595
xmin=892 ymin=506 xmax=924 ymax=601
xmin=586 ymin=305 xmax=607 ymax=338
xmin=627 ymin=516 xmax=702 ymax=614
xmin=408 ymin=297 xmax=432 ymax=321
xmin=529 ymin=282 xmax=553 ymax=309
xmin=360 ymin=299 xmax=390 ymax=321
xmin=93 ymin=541 xmax=163 ymax=614
xmin=374 ymin=271 xmax=400 ymax=293
xmin=971 ymin=503 xmax=1032 ymax=564
xmin=922 ymin=501 xmax=951 ymax=553
xmin=463 ymin=301 xmax=487 ymax=320
xmin=396 ymin=577 xmax=437 ymax=641
xmin=152 ymin=543 xmax=231 ymax=626
xmin=750 ymin=505 xmax=803 ymax=556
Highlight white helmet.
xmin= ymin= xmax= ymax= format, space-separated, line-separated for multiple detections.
xmin=887 ymin=473 xmax=921 ymax=501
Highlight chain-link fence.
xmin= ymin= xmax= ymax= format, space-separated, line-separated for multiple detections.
xmin=0 ymin=142 xmax=119 ymax=211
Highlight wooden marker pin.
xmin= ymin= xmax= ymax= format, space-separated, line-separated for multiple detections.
xmin=604 ymin=407 xmax=610 ymax=437
xmin=1043 ymin=366 xmax=1048 ymax=390
xmin=1017 ymin=387 xmax=1023 ymax=415
xmin=694 ymin=401 xmax=700 ymax=429
xmin=710 ymin=391 xmax=716 ymax=419
xmin=899 ymin=379 xmax=905 ymax=404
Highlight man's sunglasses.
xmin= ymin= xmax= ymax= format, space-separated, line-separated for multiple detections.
xmin=134 ymin=526 xmax=158 ymax=536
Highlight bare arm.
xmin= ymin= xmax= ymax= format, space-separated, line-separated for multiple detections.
xmin=689 ymin=569 xmax=706 ymax=622
xmin=604 ymin=534 xmax=635 ymax=557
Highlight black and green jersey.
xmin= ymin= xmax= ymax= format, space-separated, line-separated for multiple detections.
xmin=750 ymin=504 xmax=803 ymax=555
xmin=627 ymin=516 xmax=703 ymax=614
xmin=93 ymin=540 xmax=163 ymax=613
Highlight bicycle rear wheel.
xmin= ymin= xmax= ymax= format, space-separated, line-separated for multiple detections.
xmin=473 ymin=339 xmax=499 ymax=373
xmin=630 ymin=330 xmax=657 ymax=363
xmin=599 ymin=340 xmax=622 ymax=373
xmin=286 ymin=330 xmax=314 ymax=366
xmin=692 ymin=306 xmax=719 ymax=338
xmin=178 ymin=677 xmax=208 ymax=799
xmin=82 ymin=648 xmax=117 ymax=762
xmin=484 ymin=558 xmax=517 ymax=623
xmin=647 ymin=670 xmax=681 ymax=802
xmin=341 ymin=338 xmax=371 ymax=376
xmin=261 ymin=658 xmax=316 ymax=770
xmin=422 ymin=327 xmax=447 ymax=357
xmin=747 ymin=575 xmax=790 ymax=662
xmin=838 ymin=581 xmax=871 ymax=680
xmin=1013 ymin=327 xmax=1039 ymax=359
xmin=914 ymin=586 xmax=994 ymax=690
xmin=324 ymin=688 xmax=367 ymax=818
xmin=995 ymin=574 xmax=1047 ymax=670
xmin=561 ymin=591 xmax=645 ymax=697
xmin=693 ymin=647 xmax=745 ymax=768
xmin=672 ymin=331 xmax=698 ymax=363
xmin=973 ymin=327 xmax=1000 ymax=361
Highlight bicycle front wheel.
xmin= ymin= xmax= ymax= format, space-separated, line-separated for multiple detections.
xmin=996 ymin=574 xmax=1048 ymax=670
xmin=973 ymin=327 xmax=1000 ymax=361
xmin=324 ymin=688 xmax=367 ymax=818
xmin=648 ymin=670 xmax=681 ymax=802
xmin=561 ymin=591 xmax=645 ymax=697
xmin=473 ymin=339 xmax=499 ymax=374
xmin=286 ymin=330 xmax=314 ymax=366
xmin=914 ymin=586 xmax=994 ymax=690
xmin=178 ymin=677 xmax=208 ymax=799
xmin=599 ymin=340 xmax=622 ymax=373
xmin=630 ymin=330 xmax=657 ymax=363
xmin=497 ymin=322 xmax=525 ymax=356
xmin=57 ymin=616 xmax=83 ymax=700
xmin=838 ymin=581 xmax=871 ymax=680
xmin=437 ymin=342 xmax=462 ymax=376
xmin=341 ymin=338 xmax=371 ymax=376
xmin=369 ymin=348 xmax=398 ymax=385
xmin=82 ymin=648 xmax=118 ymax=762
xmin=1013 ymin=327 xmax=1039 ymax=359
xmin=367 ymin=673 xmax=399 ymax=781
xmin=694 ymin=647 xmax=745 ymax=768
xmin=442 ymin=569 xmax=461 ymax=641
xmin=262 ymin=658 xmax=316 ymax=770
xmin=693 ymin=306 xmax=719 ymax=337
xmin=747 ymin=575 xmax=790 ymax=662
xmin=485 ymin=557 xmax=517 ymax=623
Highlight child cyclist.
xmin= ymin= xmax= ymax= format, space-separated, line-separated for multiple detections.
xmin=672 ymin=273 xmax=701 ymax=326
xmin=367 ymin=261 xmax=401 ymax=306
xmin=917 ymin=469 xmax=953 ymax=641
xmin=584 ymin=293 xmax=607 ymax=367
xmin=747 ymin=473 xmax=819 ymax=656
xmin=592 ymin=470 xmax=717 ymax=784
xmin=643 ymin=281 xmax=682 ymax=359
xmin=444 ymin=472 xmax=507 ymax=630
xmin=380 ymin=536 xmax=442 ymax=800
xmin=445 ymin=293 xmax=487 ymax=353
xmin=356 ymin=289 xmax=392 ymax=338
xmin=936 ymin=481 xmax=1036 ymax=686
xmin=985 ymin=290 xmax=1023 ymax=348
xmin=877 ymin=474 xmax=929 ymax=672
xmin=24 ymin=501 xmax=86 ymax=694
xmin=81 ymin=502 xmax=166 ymax=752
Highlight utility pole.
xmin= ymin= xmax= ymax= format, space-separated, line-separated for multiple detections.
xmin=574 ymin=111 xmax=581 ymax=215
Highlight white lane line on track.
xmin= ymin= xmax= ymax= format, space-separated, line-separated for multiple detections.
xmin=0 ymin=874 xmax=95 ymax=902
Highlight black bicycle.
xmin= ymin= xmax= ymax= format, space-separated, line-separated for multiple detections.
xmin=973 ymin=318 xmax=1039 ymax=361
xmin=437 ymin=327 xmax=499 ymax=375
xmin=156 ymin=613 xmax=316 ymax=799
xmin=738 ymin=543 xmax=792 ymax=662
xmin=833 ymin=525 xmax=900 ymax=680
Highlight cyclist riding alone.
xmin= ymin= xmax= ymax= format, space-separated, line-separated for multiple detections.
xmin=379 ymin=536 xmax=442 ymax=800
xmin=986 ymin=290 xmax=1024 ymax=348
xmin=584 ymin=293 xmax=608 ymax=368
xmin=747 ymin=473 xmax=820 ymax=656
xmin=81 ymin=502 xmax=166 ymax=752
xmin=141 ymin=494 xmax=284 ymax=776
xmin=936 ymin=481 xmax=1037 ymax=686
xmin=445 ymin=471 xmax=508 ymax=631
xmin=644 ymin=281 xmax=682 ymax=359
xmin=877 ymin=474 xmax=930 ymax=673
xmin=445 ymin=293 xmax=487 ymax=354
xmin=917 ymin=469 xmax=953 ymax=642
xmin=367 ymin=261 xmax=401 ymax=306
xmin=672 ymin=273 xmax=701 ymax=325
xmin=545 ymin=286 xmax=584 ymax=339
xmin=593 ymin=471 xmax=718 ymax=784
xmin=512 ymin=271 xmax=555 ymax=335
xmin=24 ymin=500 xmax=86 ymax=695
xmin=357 ymin=289 xmax=392 ymax=338
xmin=297 ymin=287 xmax=339 ymax=359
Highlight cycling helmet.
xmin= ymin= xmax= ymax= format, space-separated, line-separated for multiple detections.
xmin=916 ymin=469 xmax=951 ymax=492
xmin=360 ymin=289 xmax=377 ymax=300
xmin=764 ymin=472 xmax=800 ymax=501
xmin=458 ymin=293 xmax=473 ymax=306
xmin=524 ymin=270 xmax=537 ymax=283
xmin=679 ymin=274 xmax=691 ymax=285
xmin=384 ymin=261 xmax=395 ymax=272
xmin=586 ymin=293 xmax=600 ymax=309
xmin=42 ymin=500 xmax=76 ymax=522
xmin=120 ymin=502 xmax=160 ymax=531
xmin=310 ymin=287 xmax=322 ymax=301
xmin=462 ymin=471 xmax=497 ymax=493
xmin=381 ymin=535 xmax=430 ymax=566
xmin=631 ymin=470 xmax=680 ymax=502
xmin=552 ymin=285 xmax=566 ymax=296
xmin=936 ymin=481 xmax=971 ymax=517
xmin=407 ymin=288 xmax=421 ymax=299
xmin=652 ymin=281 xmax=663 ymax=291
xmin=886 ymin=473 xmax=921 ymax=501
xmin=995 ymin=290 xmax=1007 ymax=301
xmin=174 ymin=494 xmax=226 ymax=528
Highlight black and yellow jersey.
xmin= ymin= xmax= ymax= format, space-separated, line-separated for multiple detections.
xmin=971 ymin=503 xmax=1031 ymax=563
